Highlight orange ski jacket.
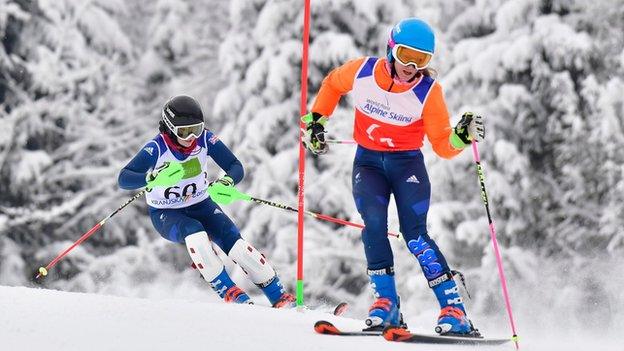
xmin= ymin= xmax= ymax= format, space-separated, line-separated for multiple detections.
xmin=311 ymin=57 xmax=461 ymax=159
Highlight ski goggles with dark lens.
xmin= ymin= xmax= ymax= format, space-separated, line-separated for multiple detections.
xmin=392 ymin=44 xmax=433 ymax=69
xmin=163 ymin=117 xmax=204 ymax=140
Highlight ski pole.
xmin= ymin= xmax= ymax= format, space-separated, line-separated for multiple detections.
xmin=36 ymin=190 xmax=146 ymax=279
xmin=299 ymin=128 xmax=356 ymax=145
xmin=470 ymin=142 xmax=519 ymax=349
xmin=249 ymin=197 xmax=400 ymax=238
xmin=325 ymin=139 xmax=356 ymax=144
xmin=300 ymin=137 xmax=356 ymax=145
xmin=209 ymin=185 xmax=400 ymax=238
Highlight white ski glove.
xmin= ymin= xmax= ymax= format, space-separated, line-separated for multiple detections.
xmin=450 ymin=112 xmax=485 ymax=149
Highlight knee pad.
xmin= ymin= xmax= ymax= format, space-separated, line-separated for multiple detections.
xmin=185 ymin=232 xmax=224 ymax=282
xmin=228 ymin=239 xmax=275 ymax=285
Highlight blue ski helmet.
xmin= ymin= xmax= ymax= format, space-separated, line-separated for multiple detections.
xmin=387 ymin=18 xmax=435 ymax=63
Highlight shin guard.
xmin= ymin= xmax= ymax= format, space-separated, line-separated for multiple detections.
xmin=228 ymin=239 xmax=276 ymax=285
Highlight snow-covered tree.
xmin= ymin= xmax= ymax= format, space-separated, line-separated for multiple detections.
xmin=0 ymin=0 xmax=622 ymax=333
xmin=213 ymin=0 xmax=624 ymax=323
xmin=0 ymin=0 xmax=228 ymax=294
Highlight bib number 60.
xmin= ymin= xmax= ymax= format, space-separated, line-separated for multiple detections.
xmin=164 ymin=183 xmax=197 ymax=199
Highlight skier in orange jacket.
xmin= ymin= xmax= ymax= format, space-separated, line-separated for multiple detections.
xmin=302 ymin=18 xmax=485 ymax=336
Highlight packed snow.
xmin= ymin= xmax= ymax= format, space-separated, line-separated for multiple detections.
xmin=1 ymin=285 xmax=620 ymax=351
xmin=2 ymin=1 xmax=623 ymax=350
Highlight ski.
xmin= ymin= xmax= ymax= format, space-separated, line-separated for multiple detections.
xmin=297 ymin=301 xmax=348 ymax=316
xmin=382 ymin=326 xmax=511 ymax=345
xmin=332 ymin=302 xmax=348 ymax=316
xmin=313 ymin=320 xmax=383 ymax=336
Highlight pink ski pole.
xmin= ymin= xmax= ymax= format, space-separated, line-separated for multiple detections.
xmin=471 ymin=141 xmax=520 ymax=349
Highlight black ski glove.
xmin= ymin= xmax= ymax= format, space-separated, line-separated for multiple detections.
xmin=301 ymin=112 xmax=328 ymax=155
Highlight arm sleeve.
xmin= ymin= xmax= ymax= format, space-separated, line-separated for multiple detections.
xmin=311 ymin=57 xmax=366 ymax=117
xmin=205 ymin=132 xmax=244 ymax=185
xmin=423 ymin=83 xmax=463 ymax=160
xmin=118 ymin=142 xmax=159 ymax=190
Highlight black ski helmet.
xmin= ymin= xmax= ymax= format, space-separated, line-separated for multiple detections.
xmin=160 ymin=95 xmax=205 ymax=141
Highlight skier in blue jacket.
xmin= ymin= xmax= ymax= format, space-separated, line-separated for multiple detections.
xmin=118 ymin=95 xmax=295 ymax=307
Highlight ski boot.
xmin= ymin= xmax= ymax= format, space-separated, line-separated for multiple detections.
xmin=272 ymin=292 xmax=296 ymax=308
xmin=432 ymin=279 xmax=480 ymax=337
xmin=224 ymin=286 xmax=252 ymax=304
xmin=210 ymin=268 xmax=252 ymax=304
xmin=364 ymin=268 xmax=404 ymax=330
xmin=258 ymin=275 xmax=296 ymax=308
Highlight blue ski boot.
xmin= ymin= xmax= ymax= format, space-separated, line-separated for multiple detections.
xmin=258 ymin=275 xmax=296 ymax=308
xmin=365 ymin=268 xmax=402 ymax=329
xmin=210 ymin=268 xmax=252 ymax=304
xmin=432 ymin=279 xmax=479 ymax=336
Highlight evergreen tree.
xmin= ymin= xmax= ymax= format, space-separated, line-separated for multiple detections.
xmin=0 ymin=0 xmax=622 ymax=330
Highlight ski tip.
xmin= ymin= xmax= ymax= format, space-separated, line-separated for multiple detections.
xmin=382 ymin=326 xmax=412 ymax=342
xmin=314 ymin=320 xmax=340 ymax=335
xmin=333 ymin=302 xmax=348 ymax=316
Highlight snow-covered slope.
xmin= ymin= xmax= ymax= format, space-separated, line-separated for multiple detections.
xmin=0 ymin=286 xmax=396 ymax=351
xmin=0 ymin=286 xmax=618 ymax=351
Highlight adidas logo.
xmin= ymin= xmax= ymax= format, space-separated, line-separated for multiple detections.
xmin=214 ymin=208 xmax=223 ymax=215
xmin=143 ymin=147 xmax=154 ymax=156
xmin=406 ymin=175 xmax=419 ymax=183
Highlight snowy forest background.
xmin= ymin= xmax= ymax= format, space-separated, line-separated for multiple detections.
xmin=1 ymin=0 xmax=623 ymax=342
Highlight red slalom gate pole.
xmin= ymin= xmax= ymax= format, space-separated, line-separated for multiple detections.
xmin=296 ymin=0 xmax=312 ymax=307
xmin=35 ymin=191 xmax=145 ymax=279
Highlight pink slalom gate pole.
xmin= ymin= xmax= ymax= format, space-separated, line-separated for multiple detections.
xmin=471 ymin=142 xmax=520 ymax=349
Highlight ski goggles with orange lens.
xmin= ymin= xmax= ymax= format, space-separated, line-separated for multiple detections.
xmin=163 ymin=117 xmax=204 ymax=140
xmin=392 ymin=44 xmax=433 ymax=69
